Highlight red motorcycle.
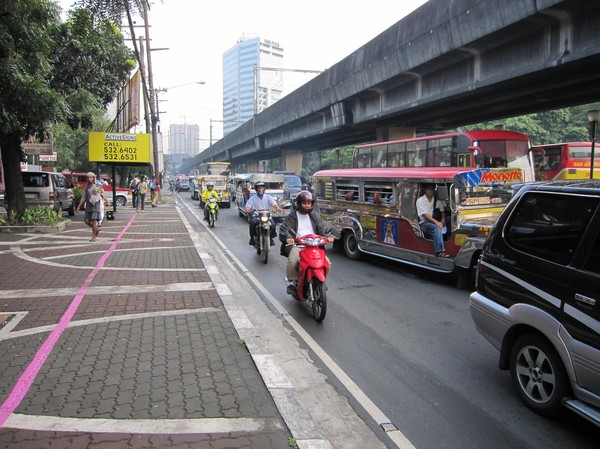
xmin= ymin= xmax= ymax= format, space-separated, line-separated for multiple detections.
xmin=287 ymin=233 xmax=330 ymax=322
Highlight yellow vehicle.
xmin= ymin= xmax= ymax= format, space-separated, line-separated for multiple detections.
xmin=197 ymin=175 xmax=230 ymax=208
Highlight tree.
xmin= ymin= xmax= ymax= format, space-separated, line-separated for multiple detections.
xmin=463 ymin=103 xmax=600 ymax=145
xmin=0 ymin=0 xmax=134 ymax=220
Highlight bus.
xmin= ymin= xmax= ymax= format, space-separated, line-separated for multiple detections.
xmin=312 ymin=166 xmax=525 ymax=285
xmin=531 ymin=142 xmax=600 ymax=180
xmin=198 ymin=161 xmax=232 ymax=177
xmin=352 ymin=129 xmax=535 ymax=181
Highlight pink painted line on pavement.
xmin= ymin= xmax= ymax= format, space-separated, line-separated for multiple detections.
xmin=0 ymin=212 xmax=138 ymax=428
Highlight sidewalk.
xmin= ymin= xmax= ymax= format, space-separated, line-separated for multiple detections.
xmin=0 ymin=194 xmax=388 ymax=449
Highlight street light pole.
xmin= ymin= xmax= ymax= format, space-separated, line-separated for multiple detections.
xmin=588 ymin=109 xmax=599 ymax=180
xmin=209 ymin=119 xmax=245 ymax=145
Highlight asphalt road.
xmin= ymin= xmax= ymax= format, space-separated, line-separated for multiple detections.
xmin=179 ymin=193 xmax=599 ymax=449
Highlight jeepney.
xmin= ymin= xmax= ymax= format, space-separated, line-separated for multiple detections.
xmin=197 ymin=174 xmax=230 ymax=208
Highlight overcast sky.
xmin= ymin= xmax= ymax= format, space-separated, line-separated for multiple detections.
xmin=60 ymin=0 xmax=429 ymax=148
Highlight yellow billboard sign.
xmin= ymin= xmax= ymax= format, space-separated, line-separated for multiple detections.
xmin=88 ymin=132 xmax=151 ymax=163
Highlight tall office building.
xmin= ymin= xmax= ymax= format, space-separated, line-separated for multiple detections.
xmin=222 ymin=35 xmax=284 ymax=135
xmin=168 ymin=124 xmax=200 ymax=157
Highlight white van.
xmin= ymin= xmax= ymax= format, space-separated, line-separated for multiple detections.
xmin=21 ymin=171 xmax=75 ymax=216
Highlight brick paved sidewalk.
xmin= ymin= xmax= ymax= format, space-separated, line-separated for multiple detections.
xmin=0 ymin=199 xmax=293 ymax=448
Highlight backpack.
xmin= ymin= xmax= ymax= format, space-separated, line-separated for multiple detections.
xmin=149 ymin=179 xmax=156 ymax=190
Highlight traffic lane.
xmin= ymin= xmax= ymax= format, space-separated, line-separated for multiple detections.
xmin=181 ymin=196 xmax=599 ymax=448
xmin=316 ymin=254 xmax=598 ymax=448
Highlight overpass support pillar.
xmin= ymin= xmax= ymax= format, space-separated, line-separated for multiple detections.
xmin=376 ymin=127 xmax=416 ymax=142
xmin=282 ymin=150 xmax=303 ymax=174
xmin=246 ymin=160 xmax=259 ymax=172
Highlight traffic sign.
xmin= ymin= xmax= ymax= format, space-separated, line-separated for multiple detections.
xmin=21 ymin=132 xmax=53 ymax=155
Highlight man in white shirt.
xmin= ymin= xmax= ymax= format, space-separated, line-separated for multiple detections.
xmin=245 ymin=181 xmax=283 ymax=246
xmin=279 ymin=191 xmax=333 ymax=294
xmin=416 ymin=184 xmax=449 ymax=257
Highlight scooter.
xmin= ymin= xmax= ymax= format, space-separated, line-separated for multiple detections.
xmin=206 ymin=197 xmax=218 ymax=228
xmin=286 ymin=233 xmax=330 ymax=322
xmin=253 ymin=209 xmax=272 ymax=264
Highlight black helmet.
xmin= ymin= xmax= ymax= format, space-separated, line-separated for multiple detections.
xmin=254 ymin=181 xmax=265 ymax=190
xmin=296 ymin=190 xmax=314 ymax=214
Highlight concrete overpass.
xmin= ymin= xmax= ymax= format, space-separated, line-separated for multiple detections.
xmin=183 ymin=0 xmax=600 ymax=174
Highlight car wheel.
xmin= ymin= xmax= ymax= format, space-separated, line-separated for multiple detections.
xmin=509 ymin=333 xmax=570 ymax=417
xmin=343 ymin=231 xmax=362 ymax=260
xmin=67 ymin=202 xmax=75 ymax=216
xmin=116 ymin=196 xmax=126 ymax=207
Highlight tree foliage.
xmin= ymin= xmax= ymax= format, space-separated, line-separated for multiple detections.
xmin=463 ymin=103 xmax=600 ymax=144
xmin=0 ymin=0 xmax=134 ymax=220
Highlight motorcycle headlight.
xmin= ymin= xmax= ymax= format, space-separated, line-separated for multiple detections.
xmin=260 ymin=215 xmax=269 ymax=222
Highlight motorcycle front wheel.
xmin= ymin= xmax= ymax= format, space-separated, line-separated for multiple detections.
xmin=310 ymin=279 xmax=327 ymax=322
xmin=261 ymin=233 xmax=269 ymax=264
xmin=208 ymin=212 xmax=215 ymax=228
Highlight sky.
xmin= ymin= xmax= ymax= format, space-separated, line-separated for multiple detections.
xmin=59 ymin=0 xmax=429 ymax=149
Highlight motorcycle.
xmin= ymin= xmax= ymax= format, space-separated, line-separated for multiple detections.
xmin=253 ymin=209 xmax=272 ymax=264
xmin=286 ymin=233 xmax=330 ymax=322
xmin=206 ymin=197 xmax=218 ymax=228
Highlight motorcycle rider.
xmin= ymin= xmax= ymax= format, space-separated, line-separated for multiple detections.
xmin=279 ymin=191 xmax=333 ymax=294
xmin=201 ymin=182 xmax=220 ymax=221
xmin=245 ymin=181 xmax=283 ymax=246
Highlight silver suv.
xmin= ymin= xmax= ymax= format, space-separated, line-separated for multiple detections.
xmin=22 ymin=171 xmax=75 ymax=216
xmin=470 ymin=180 xmax=600 ymax=426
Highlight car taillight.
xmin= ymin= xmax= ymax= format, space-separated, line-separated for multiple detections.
xmin=49 ymin=192 xmax=55 ymax=201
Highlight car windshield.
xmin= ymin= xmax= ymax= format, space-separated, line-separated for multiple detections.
xmin=286 ymin=176 xmax=302 ymax=187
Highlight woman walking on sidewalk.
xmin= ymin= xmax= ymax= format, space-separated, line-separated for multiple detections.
xmin=137 ymin=175 xmax=149 ymax=212
xmin=76 ymin=172 xmax=108 ymax=242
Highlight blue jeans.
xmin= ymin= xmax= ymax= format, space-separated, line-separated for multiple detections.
xmin=420 ymin=221 xmax=445 ymax=254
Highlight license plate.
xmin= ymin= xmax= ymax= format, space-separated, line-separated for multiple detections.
xmin=25 ymin=193 xmax=37 ymax=199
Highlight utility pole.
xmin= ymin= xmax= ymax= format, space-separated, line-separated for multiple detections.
xmin=143 ymin=3 xmax=160 ymax=180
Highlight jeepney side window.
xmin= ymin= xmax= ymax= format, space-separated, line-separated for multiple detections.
xmin=399 ymin=183 xmax=418 ymax=220
xmin=363 ymin=183 xmax=394 ymax=207
xmin=313 ymin=179 xmax=331 ymax=200
xmin=337 ymin=183 xmax=359 ymax=201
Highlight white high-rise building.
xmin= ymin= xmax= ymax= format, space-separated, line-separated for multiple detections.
xmin=222 ymin=35 xmax=284 ymax=135
xmin=168 ymin=123 xmax=199 ymax=157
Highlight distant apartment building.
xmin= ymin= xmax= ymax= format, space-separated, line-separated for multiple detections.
xmin=222 ymin=35 xmax=284 ymax=135
xmin=168 ymin=124 xmax=200 ymax=157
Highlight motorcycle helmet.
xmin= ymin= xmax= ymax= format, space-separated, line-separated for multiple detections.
xmin=206 ymin=183 xmax=214 ymax=189
xmin=254 ymin=181 xmax=265 ymax=190
xmin=296 ymin=190 xmax=314 ymax=214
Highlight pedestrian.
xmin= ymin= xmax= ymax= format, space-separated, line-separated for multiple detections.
xmin=137 ymin=175 xmax=148 ymax=212
xmin=95 ymin=177 xmax=107 ymax=227
xmin=76 ymin=172 xmax=108 ymax=242
xmin=149 ymin=176 xmax=160 ymax=207
xmin=130 ymin=174 xmax=140 ymax=208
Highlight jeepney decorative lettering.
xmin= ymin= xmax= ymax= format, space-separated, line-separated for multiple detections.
xmin=456 ymin=168 xmax=524 ymax=187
